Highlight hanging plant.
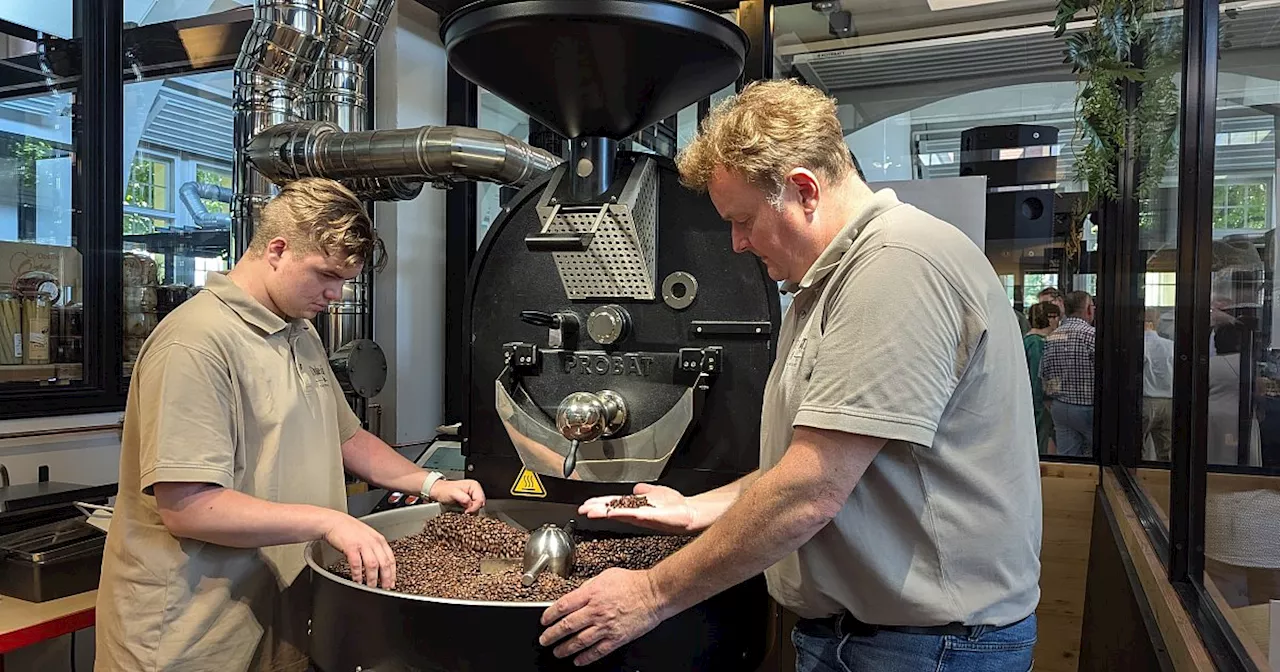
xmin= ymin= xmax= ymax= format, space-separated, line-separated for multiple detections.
xmin=1055 ymin=0 xmax=1181 ymax=256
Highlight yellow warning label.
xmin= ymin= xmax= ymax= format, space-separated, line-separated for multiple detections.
xmin=510 ymin=469 xmax=547 ymax=498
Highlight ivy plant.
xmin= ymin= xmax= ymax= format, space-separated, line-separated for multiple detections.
xmin=1055 ymin=0 xmax=1181 ymax=257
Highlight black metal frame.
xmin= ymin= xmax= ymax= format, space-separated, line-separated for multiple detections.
xmin=0 ymin=7 xmax=255 ymax=419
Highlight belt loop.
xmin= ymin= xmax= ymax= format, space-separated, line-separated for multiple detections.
xmin=968 ymin=624 xmax=986 ymax=640
xmin=834 ymin=611 xmax=846 ymax=638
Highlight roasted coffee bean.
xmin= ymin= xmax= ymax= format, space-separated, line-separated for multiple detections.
xmin=605 ymin=494 xmax=651 ymax=510
xmin=327 ymin=512 xmax=691 ymax=603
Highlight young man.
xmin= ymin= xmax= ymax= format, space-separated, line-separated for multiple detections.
xmin=96 ymin=178 xmax=486 ymax=672
xmin=538 ymin=79 xmax=1043 ymax=671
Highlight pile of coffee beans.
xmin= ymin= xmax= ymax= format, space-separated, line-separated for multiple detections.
xmin=327 ymin=512 xmax=691 ymax=603
xmin=606 ymin=494 xmax=652 ymax=509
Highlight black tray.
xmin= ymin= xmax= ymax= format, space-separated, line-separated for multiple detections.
xmin=0 ymin=517 xmax=105 ymax=602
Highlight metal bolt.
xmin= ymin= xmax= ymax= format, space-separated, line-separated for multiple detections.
xmin=696 ymin=327 xmax=703 ymax=333
xmin=467 ymin=464 xmax=475 ymax=472
xmin=755 ymin=327 xmax=762 ymax=333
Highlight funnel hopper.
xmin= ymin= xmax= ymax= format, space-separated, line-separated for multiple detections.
xmin=441 ymin=0 xmax=749 ymax=141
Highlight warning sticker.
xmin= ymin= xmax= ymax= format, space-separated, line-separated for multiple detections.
xmin=510 ymin=469 xmax=547 ymax=498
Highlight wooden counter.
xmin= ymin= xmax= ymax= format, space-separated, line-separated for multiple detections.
xmin=0 ymin=591 xmax=95 ymax=654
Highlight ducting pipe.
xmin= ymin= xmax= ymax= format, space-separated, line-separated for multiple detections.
xmin=247 ymin=120 xmax=563 ymax=189
xmin=179 ymin=182 xmax=233 ymax=228
xmin=232 ymin=0 xmax=328 ymax=259
xmin=304 ymin=0 xmax=419 ymax=201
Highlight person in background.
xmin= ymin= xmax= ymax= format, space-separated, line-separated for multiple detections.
xmin=1040 ymin=290 xmax=1096 ymax=457
xmin=1024 ymin=301 xmax=1061 ymax=454
xmin=1141 ymin=308 xmax=1175 ymax=461
xmin=95 ymin=178 xmax=487 ymax=672
xmin=1038 ymin=286 xmax=1065 ymax=314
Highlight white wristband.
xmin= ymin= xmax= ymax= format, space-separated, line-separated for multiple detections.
xmin=420 ymin=471 xmax=445 ymax=501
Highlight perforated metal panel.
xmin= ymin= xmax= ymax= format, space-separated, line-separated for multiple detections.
xmin=544 ymin=158 xmax=659 ymax=300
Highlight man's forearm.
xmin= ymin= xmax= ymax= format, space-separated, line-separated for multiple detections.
xmin=341 ymin=429 xmax=431 ymax=495
xmin=157 ymin=485 xmax=339 ymax=548
xmin=685 ymin=470 xmax=760 ymax=531
xmin=648 ymin=466 xmax=830 ymax=617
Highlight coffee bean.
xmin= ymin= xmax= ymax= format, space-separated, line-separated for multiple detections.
xmin=605 ymin=495 xmax=652 ymax=510
xmin=328 ymin=512 xmax=691 ymax=602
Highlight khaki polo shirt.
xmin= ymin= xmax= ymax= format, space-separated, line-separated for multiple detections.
xmin=761 ymin=188 xmax=1043 ymax=626
xmin=96 ymin=272 xmax=362 ymax=672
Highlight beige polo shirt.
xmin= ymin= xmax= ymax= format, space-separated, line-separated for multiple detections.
xmin=762 ymin=188 xmax=1043 ymax=626
xmin=96 ymin=272 xmax=362 ymax=672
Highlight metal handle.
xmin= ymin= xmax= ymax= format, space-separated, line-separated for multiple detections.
xmin=522 ymin=552 xmax=550 ymax=586
xmin=524 ymin=232 xmax=596 ymax=252
xmin=563 ymin=439 xmax=579 ymax=478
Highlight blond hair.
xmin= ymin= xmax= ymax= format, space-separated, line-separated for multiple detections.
xmin=248 ymin=177 xmax=384 ymax=270
xmin=676 ymin=79 xmax=854 ymax=203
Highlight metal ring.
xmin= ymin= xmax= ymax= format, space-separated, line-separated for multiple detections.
xmin=662 ymin=271 xmax=698 ymax=310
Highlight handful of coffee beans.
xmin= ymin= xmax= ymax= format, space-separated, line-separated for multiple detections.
xmin=606 ymin=494 xmax=652 ymax=510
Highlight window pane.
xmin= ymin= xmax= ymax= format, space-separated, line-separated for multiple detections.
xmin=126 ymin=0 xmax=249 ymax=26
xmin=476 ymin=88 xmax=530 ymax=247
xmin=0 ymin=8 xmax=85 ymax=386
xmin=123 ymin=70 xmax=233 ymax=376
xmin=774 ymin=4 xmax=1095 ymax=460
xmin=1202 ymin=0 xmax=1280 ymax=657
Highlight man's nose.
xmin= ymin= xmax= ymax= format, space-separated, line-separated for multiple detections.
xmin=731 ymin=226 xmax=750 ymax=254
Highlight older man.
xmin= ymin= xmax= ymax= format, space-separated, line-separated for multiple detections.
xmin=538 ymin=79 xmax=1043 ymax=671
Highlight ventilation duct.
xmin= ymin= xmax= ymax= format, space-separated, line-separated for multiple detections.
xmin=179 ymin=182 xmax=233 ymax=228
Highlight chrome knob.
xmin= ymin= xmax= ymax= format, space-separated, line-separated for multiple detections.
xmin=587 ymin=305 xmax=629 ymax=345
xmin=556 ymin=392 xmax=607 ymax=442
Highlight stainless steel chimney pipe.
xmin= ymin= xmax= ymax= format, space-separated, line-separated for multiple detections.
xmin=232 ymin=0 xmax=328 ymax=259
xmin=247 ymin=120 xmax=563 ymax=189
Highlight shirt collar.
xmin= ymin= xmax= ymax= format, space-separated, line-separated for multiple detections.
xmin=203 ymin=272 xmax=290 ymax=335
xmin=781 ymin=187 xmax=904 ymax=295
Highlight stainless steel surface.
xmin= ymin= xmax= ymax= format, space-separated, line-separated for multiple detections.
xmin=328 ymin=338 xmax=388 ymax=398
xmin=596 ymin=390 xmax=628 ymax=436
xmin=317 ymin=275 xmax=369 ymax=351
xmin=247 ymin=120 xmax=562 ymax=188
xmin=496 ymin=376 xmax=694 ymax=483
xmin=556 ymin=391 xmax=607 ymax=442
xmin=0 ymin=517 xmax=105 ymax=564
xmin=521 ymin=521 xmax=576 ymax=586
xmin=586 ymin=305 xmax=629 ymax=345
xmin=535 ymin=157 xmax=659 ymax=300
xmin=178 ymin=181 xmax=233 ymax=228
xmin=233 ymin=0 xmax=328 ymax=259
xmin=661 ymin=271 xmax=698 ymax=310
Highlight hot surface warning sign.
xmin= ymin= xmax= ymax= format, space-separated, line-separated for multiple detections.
xmin=510 ymin=468 xmax=547 ymax=498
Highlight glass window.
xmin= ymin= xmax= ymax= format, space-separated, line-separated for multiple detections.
xmin=125 ymin=0 xmax=249 ymax=26
xmin=774 ymin=4 xmax=1095 ymax=459
xmin=476 ymin=87 xmax=530 ymax=247
xmin=123 ymin=70 xmax=234 ymax=376
xmin=1201 ymin=0 xmax=1280 ymax=654
xmin=0 ymin=7 xmax=85 ymax=386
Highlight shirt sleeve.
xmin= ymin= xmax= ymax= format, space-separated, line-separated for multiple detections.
xmin=793 ymin=245 xmax=973 ymax=447
xmin=136 ymin=343 xmax=237 ymax=495
xmin=325 ymin=364 xmax=363 ymax=443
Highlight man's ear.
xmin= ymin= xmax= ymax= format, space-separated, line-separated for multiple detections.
xmin=265 ymin=237 xmax=288 ymax=269
xmin=788 ymin=168 xmax=821 ymax=215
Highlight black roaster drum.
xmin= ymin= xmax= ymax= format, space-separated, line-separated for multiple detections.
xmin=306 ymin=502 xmax=770 ymax=672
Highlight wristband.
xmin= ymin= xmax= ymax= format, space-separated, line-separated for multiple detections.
xmin=420 ymin=471 xmax=446 ymax=502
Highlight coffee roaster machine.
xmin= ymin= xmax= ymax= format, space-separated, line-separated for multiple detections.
xmin=235 ymin=0 xmax=784 ymax=669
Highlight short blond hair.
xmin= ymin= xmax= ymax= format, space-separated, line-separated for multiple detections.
xmin=249 ymin=177 xmax=383 ymax=270
xmin=676 ymin=79 xmax=854 ymax=200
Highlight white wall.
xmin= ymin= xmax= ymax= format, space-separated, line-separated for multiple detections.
xmin=0 ymin=413 xmax=123 ymax=487
xmin=371 ymin=1 xmax=450 ymax=445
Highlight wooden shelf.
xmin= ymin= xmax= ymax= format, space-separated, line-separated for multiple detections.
xmin=0 ymin=363 xmax=82 ymax=385
xmin=0 ymin=590 xmax=96 ymax=654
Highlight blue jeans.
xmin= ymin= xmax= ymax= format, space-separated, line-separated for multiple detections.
xmin=1050 ymin=401 xmax=1094 ymax=457
xmin=792 ymin=613 xmax=1037 ymax=672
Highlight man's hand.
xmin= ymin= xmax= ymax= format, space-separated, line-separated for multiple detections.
xmin=429 ymin=478 xmax=486 ymax=513
xmin=578 ymin=483 xmax=696 ymax=535
xmin=324 ymin=513 xmax=396 ymax=590
xmin=539 ymin=568 xmax=666 ymax=666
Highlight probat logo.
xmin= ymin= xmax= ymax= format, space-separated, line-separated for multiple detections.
xmin=561 ymin=352 xmax=654 ymax=377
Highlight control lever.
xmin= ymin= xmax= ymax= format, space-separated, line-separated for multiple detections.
xmin=555 ymin=391 xmax=628 ymax=477
xmin=520 ymin=310 xmax=579 ymax=349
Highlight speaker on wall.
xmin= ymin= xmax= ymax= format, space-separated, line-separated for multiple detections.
xmin=984 ymin=189 xmax=1056 ymax=242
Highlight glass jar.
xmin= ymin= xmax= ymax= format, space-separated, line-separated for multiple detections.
xmin=0 ymin=291 xmax=20 ymax=365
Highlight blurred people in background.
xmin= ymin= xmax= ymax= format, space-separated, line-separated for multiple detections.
xmin=1041 ymin=291 xmax=1096 ymax=457
xmin=1024 ymin=302 xmax=1061 ymax=453
xmin=1038 ymin=287 xmax=1065 ymax=314
xmin=1142 ymin=309 xmax=1175 ymax=461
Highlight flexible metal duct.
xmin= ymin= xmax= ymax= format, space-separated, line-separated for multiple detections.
xmin=179 ymin=182 xmax=233 ymax=228
xmin=247 ymin=120 xmax=563 ymax=188
xmin=233 ymin=0 xmax=328 ymax=258
xmin=304 ymin=0 xmax=420 ymax=201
